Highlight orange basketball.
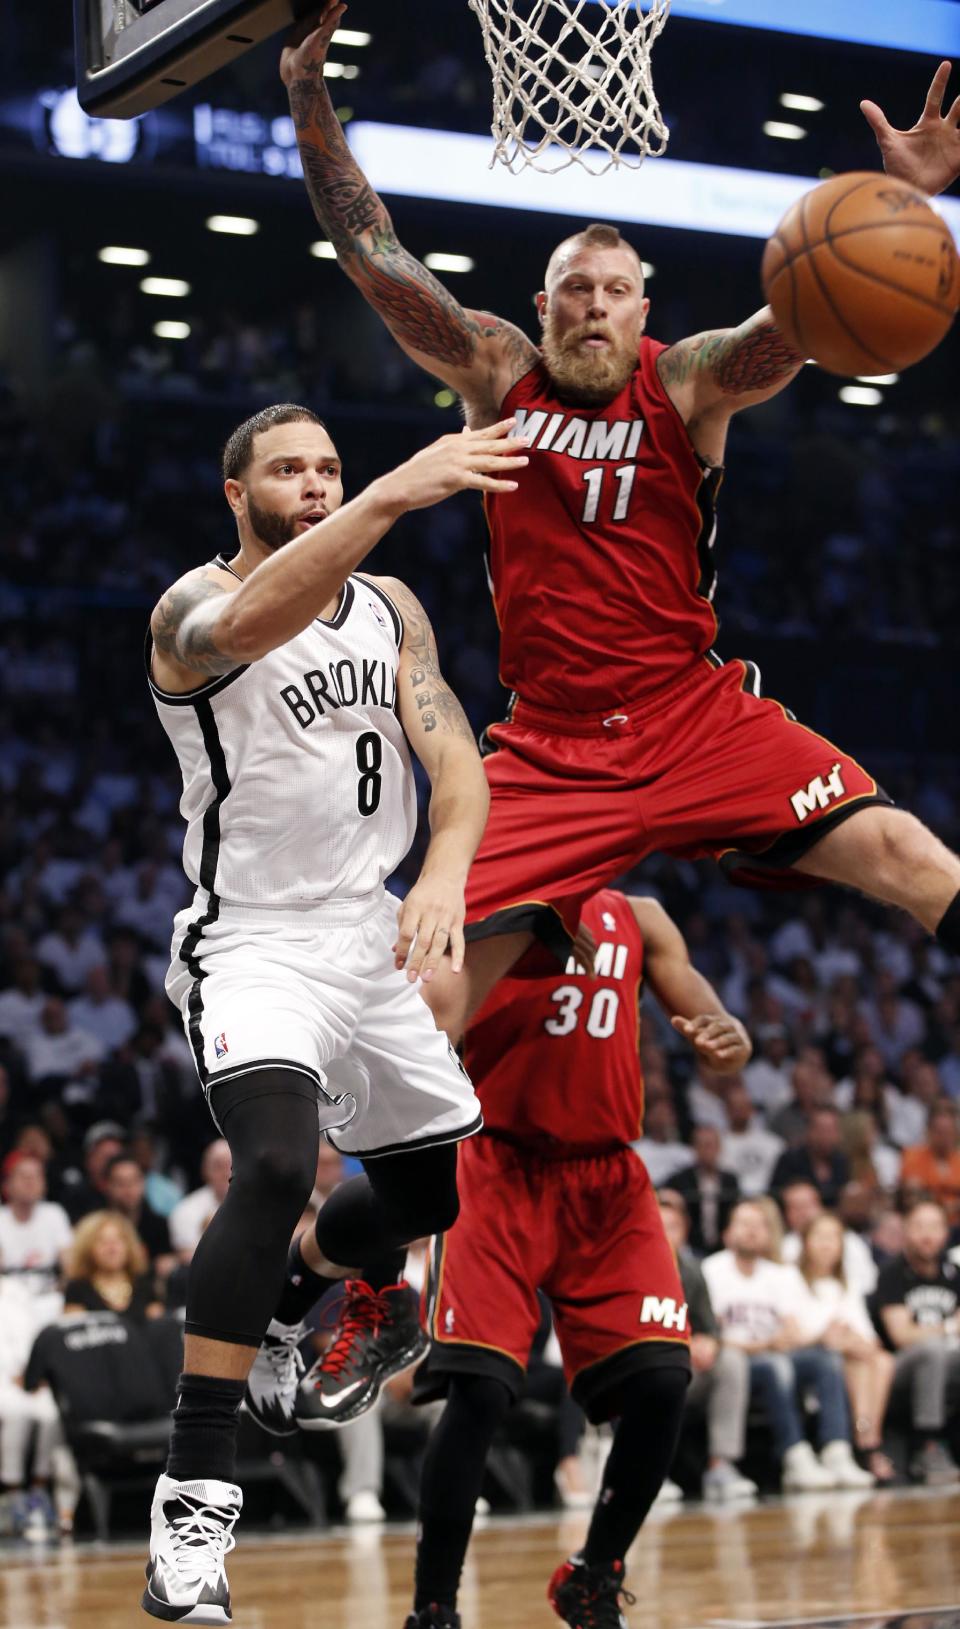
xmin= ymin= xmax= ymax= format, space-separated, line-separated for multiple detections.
xmin=761 ymin=171 xmax=960 ymax=377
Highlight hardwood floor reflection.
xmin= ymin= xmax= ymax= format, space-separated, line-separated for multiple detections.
xmin=2 ymin=1489 xmax=959 ymax=1629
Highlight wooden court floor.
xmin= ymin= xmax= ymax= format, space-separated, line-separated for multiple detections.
xmin=2 ymin=1489 xmax=959 ymax=1629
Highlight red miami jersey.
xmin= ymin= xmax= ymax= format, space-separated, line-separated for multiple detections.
xmin=485 ymin=336 xmax=722 ymax=713
xmin=463 ymin=889 xmax=645 ymax=1150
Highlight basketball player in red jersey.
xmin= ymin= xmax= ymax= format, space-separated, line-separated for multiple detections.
xmin=402 ymin=889 xmax=749 ymax=1629
xmin=281 ymin=19 xmax=960 ymax=1038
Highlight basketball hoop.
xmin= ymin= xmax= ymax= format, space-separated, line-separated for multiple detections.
xmin=467 ymin=0 xmax=671 ymax=175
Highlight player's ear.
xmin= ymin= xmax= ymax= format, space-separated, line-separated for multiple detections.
xmin=224 ymin=478 xmax=245 ymax=519
xmin=534 ymin=290 xmax=547 ymax=324
xmin=640 ymin=295 xmax=651 ymax=331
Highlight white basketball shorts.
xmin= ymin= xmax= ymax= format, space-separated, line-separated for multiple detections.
xmin=166 ymin=887 xmax=482 ymax=1158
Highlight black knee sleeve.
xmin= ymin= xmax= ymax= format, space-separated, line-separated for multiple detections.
xmin=584 ymin=1365 xmax=690 ymax=1567
xmin=315 ymin=1142 xmax=460 ymax=1268
xmin=414 ymin=1372 xmax=514 ymax=1612
xmin=185 ymin=1070 xmax=321 ymax=1346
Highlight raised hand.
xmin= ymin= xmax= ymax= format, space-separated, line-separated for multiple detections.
xmin=383 ymin=420 xmax=530 ymax=513
xmin=280 ymin=1 xmax=346 ymax=92
xmin=861 ymin=60 xmax=960 ymax=197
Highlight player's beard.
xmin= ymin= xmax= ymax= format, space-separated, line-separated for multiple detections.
xmin=245 ymin=495 xmax=299 ymax=551
xmin=541 ymin=314 xmax=640 ymax=405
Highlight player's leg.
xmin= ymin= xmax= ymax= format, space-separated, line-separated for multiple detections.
xmin=546 ymin=1153 xmax=691 ymax=1627
xmin=144 ymin=1069 xmax=346 ymax=1625
xmin=791 ymin=804 xmax=960 ymax=945
xmin=421 ymin=928 xmax=533 ymax=1046
xmin=407 ymin=1135 xmax=544 ymax=1626
xmin=294 ymin=1141 xmax=461 ymax=1429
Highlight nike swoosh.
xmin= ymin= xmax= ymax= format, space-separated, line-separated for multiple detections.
xmin=312 ymin=1379 xmax=364 ymax=1409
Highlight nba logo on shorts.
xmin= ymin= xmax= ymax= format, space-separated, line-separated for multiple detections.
xmin=445 ymin=1308 xmax=455 ymax=1334
xmin=214 ymin=1032 xmax=229 ymax=1058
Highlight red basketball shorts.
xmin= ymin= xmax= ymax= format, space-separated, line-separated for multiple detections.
xmin=465 ymin=657 xmax=887 ymax=954
xmin=422 ymin=1136 xmax=690 ymax=1422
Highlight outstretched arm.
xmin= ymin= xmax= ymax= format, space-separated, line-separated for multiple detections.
xmin=862 ymin=60 xmax=960 ymax=197
xmin=386 ymin=576 xmax=490 ymax=984
xmin=657 ymin=307 xmax=806 ymax=460
xmin=281 ymin=4 xmax=538 ymax=420
xmin=630 ymin=897 xmax=752 ymax=1073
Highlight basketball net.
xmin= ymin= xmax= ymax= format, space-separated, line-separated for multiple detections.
xmin=467 ymin=0 xmax=671 ymax=175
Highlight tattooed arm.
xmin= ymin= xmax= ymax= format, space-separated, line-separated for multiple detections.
xmin=280 ymin=4 xmax=538 ymax=423
xmin=377 ymin=573 xmax=489 ymax=983
xmin=657 ymin=307 xmax=806 ymax=464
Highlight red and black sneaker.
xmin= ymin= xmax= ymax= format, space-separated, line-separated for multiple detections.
xmin=402 ymin=1607 xmax=461 ymax=1628
xmin=295 ymin=1280 xmax=428 ymax=1431
xmin=548 ymin=1555 xmax=636 ymax=1628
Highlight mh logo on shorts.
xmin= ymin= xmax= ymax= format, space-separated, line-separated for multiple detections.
xmin=639 ymin=1296 xmax=688 ymax=1332
xmin=790 ymin=763 xmax=846 ymax=823
xmin=214 ymin=1032 xmax=229 ymax=1058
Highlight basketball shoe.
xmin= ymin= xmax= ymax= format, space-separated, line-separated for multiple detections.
xmin=242 ymin=1318 xmax=306 ymax=1436
xmin=141 ymin=1474 xmax=241 ymax=1624
xmin=548 ymin=1555 xmax=636 ymax=1628
xmin=295 ymin=1280 xmax=428 ymax=1430
xmin=403 ymin=1609 xmax=461 ymax=1628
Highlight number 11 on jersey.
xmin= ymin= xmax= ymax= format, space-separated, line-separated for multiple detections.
xmin=581 ymin=465 xmax=637 ymax=525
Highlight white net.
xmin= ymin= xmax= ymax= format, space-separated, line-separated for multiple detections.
xmin=467 ymin=0 xmax=671 ymax=175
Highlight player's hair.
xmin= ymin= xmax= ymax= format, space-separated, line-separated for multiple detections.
xmin=222 ymin=403 xmax=327 ymax=482
xmin=544 ymin=223 xmax=644 ymax=291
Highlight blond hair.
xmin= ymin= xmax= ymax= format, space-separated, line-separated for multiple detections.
xmin=68 ymin=1209 xmax=148 ymax=1282
xmin=756 ymin=1196 xmax=784 ymax=1262
xmin=798 ymin=1212 xmax=846 ymax=1289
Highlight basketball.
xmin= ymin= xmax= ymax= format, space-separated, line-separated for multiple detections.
xmin=761 ymin=171 xmax=960 ymax=376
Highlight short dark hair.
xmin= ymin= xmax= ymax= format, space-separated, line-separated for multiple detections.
xmin=221 ymin=403 xmax=326 ymax=482
xmin=104 ymin=1153 xmax=140 ymax=1180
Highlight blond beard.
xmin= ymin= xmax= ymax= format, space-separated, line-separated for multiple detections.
xmin=541 ymin=315 xmax=640 ymax=405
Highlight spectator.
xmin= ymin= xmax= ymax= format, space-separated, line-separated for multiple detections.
xmin=743 ymin=1023 xmax=794 ymax=1118
xmin=102 ymin=1153 xmax=175 ymax=1272
xmin=862 ymin=974 xmax=926 ymax=1071
xmin=34 ymin=906 xmax=104 ymax=995
xmin=797 ymin=1212 xmax=895 ymax=1483
xmin=658 ymin=1191 xmax=756 ymax=1503
xmin=62 ymin=1211 xmax=163 ymax=1321
xmin=770 ymin=1106 xmax=850 ymax=1208
xmin=886 ymin=1057 xmax=944 ymax=1151
xmin=0 ymin=1276 xmax=69 ymax=1539
xmin=0 ymin=1152 xmax=71 ymax=1310
xmin=169 ymin=1138 xmax=232 ymax=1262
xmin=671 ymin=1126 xmax=740 ymax=1255
xmin=632 ymin=1098 xmax=690 ymax=1186
xmin=60 ymin=1121 xmax=126 ymax=1222
xmin=0 ymin=958 xmax=47 ymax=1052
xmin=67 ymin=964 xmax=137 ymax=1054
xmin=22 ymin=996 xmax=103 ymax=1100
xmin=703 ymin=1201 xmax=871 ymax=1491
xmin=720 ymin=1079 xmax=785 ymax=1198
xmin=841 ymin=1108 xmax=901 ymax=1193
xmin=687 ymin=1066 xmax=731 ymax=1132
xmin=769 ymin=1055 xmax=836 ymax=1147
xmin=780 ymin=1180 xmax=877 ymax=1296
xmin=874 ymin=1199 xmax=960 ymax=1485
xmin=900 ymin=1102 xmax=960 ymax=1227
xmin=127 ymin=1125 xmax=184 ymax=1218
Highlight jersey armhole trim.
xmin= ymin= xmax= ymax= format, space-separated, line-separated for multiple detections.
xmin=355 ymin=576 xmax=403 ymax=648
xmin=144 ymin=632 xmax=249 ymax=706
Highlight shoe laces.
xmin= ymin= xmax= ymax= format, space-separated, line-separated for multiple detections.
xmin=319 ymin=1281 xmax=390 ymax=1381
xmin=571 ymin=1563 xmax=636 ymax=1626
xmin=168 ymin=1494 xmax=239 ymax=1584
xmin=263 ymin=1324 xmax=306 ymax=1382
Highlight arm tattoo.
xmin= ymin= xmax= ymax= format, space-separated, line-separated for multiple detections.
xmin=289 ymin=69 xmax=538 ymax=386
xmin=385 ymin=579 xmax=476 ymax=742
xmin=151 ymin=572 xmax=235 ymax=677
xmin=659 ymin=316 xmax=804 ymax=397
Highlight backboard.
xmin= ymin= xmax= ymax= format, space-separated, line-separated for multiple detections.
xmin=74 ymin=0 xmax=316 ymax=118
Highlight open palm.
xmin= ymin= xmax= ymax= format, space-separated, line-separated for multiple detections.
xmin=861 ymin=61 xmax=960 ymax=197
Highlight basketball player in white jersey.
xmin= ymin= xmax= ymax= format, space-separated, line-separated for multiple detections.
xmin=141 ymin=402 xmax=529 ymax=1625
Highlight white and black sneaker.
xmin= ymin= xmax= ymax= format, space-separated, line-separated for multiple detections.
xmin=243 ymin=1319 xmax=306 ymax=1437
xmin=141 ymin=1474 xmax=241 ymax=1625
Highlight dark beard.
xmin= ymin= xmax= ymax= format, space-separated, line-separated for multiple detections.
xmin=541 ymin=315 xmax=639 ymax=406
xmin=246 ymin=495 xmax=299 ymax=551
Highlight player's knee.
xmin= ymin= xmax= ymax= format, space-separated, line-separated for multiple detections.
xmin=448 ymin=1372 xmax=514 ymax=1434
xmin=420 ymin=971 xmax=468 ymax=1047
xmin=395 ymin=1185 xmax=460 ymax=1242
xmin=600 ymin=1362 xmax=689 ymax=1425
xmin=236 ymin=1141 xmax=315 ymax=1211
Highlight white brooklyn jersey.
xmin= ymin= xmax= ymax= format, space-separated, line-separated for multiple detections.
xmin=148 ymin=562 xmax=416 ymax=907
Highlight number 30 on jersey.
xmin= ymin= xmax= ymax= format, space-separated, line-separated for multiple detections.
xmin=545 ymin=985 xmax=621 ymax=1040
